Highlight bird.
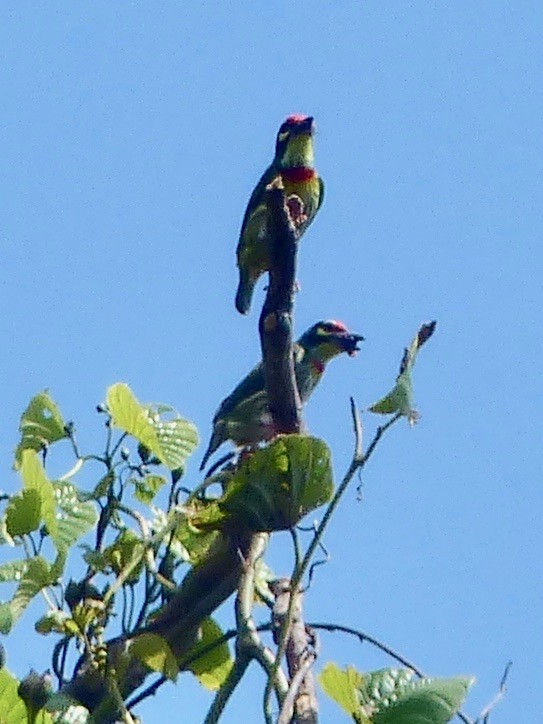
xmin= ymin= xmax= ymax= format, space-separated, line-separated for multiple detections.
xmin=235 ymin=114 xmax=324 ymax=315
xmin=200 ymin=320 xmax=364 ymax=471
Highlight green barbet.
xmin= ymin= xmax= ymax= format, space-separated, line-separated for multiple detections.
xmin=235 ymin=114 xmax=324 ymax=314
xmin=200 ymin=320 xmax=364 ymax=471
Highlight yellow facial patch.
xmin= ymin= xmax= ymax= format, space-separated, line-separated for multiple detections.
xmin=281 ymin=133 xmax=314 ymax=169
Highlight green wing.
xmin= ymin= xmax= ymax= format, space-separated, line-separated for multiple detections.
xmin=237 ymin=163 xmax=278 ymax=246
xmin=213 ymin=362 xmax=265 ymax=423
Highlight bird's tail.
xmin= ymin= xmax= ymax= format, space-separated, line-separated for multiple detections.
xmin=235 ymin=270 xmax=256 ymax=315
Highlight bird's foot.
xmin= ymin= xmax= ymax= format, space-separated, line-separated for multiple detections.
xmin=286 ymin=194 xmax=308 ymax=227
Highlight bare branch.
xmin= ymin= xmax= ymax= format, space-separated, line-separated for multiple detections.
xmin=259 ymin=177 xmax=302 ymax=435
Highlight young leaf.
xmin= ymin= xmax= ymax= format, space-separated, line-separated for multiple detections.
xmin=20 ymin=450 xmax=58 ymax=543
xmin=106 ymin=383 xmax=198 ymax=470
xmin=181 ymin=618 xmax=233 ymax=690
xmin=5 ymin=490 xmax=41 ymax=537
xmin=14 ymin=391 xmax=67 ymax=468
xmin=372 ymin=675 xmax=474 ymax=724
xmin=130 ymin=632 xmax=178 ymax=681
xmin=319 ymin=662 xmax=369 ymax=723
xmin=369 ymin=321 xmax=436 ymax=425
xmin=134 ymin=475 xmax=167 ymax=505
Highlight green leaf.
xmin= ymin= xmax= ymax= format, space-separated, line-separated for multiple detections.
xmin=218 ymin=435 xmax=333 ymax=532
xmin=106 ymin=383 xmax=198 ymax=470
xmin=0 ymin=560 xmax=28 ymax=584
xmin=5 ymin=489 xmax=41 ymax=537
xmin=53 ymin=482 xmax=97 ymax=553
xmin=369 ymin=321 xmax=436 ymax=425
xmin=134 ymin=475 xmax=167 ymax=505
xmin=9 ymin=556 xmax=55 ymax=630
xmin=130 ymin=633 xmax=178 ymax=681
xmin=20 ymin=450 xmax=58 ymax=543
xmin=0 ymin=668 xmax=27 ymax=724
xmin=14 ymin=391 xmax=67 ymax=467
xmin=0 ymin=604 xmax=14 ymax=635
xmin=173 ymin=516 xmax=219 ymax=565
xmin=319 ymin=663 xmax=369 ymax=723
xmin=102 ymin=530 xmax=144 ymax=584
xmin=182 ymin=618 xmax=233 ymax=690
xmin=35 ymin=610 xmax=79 ymax=637
xmin=373 ymin=675 xmax=474 ymax=724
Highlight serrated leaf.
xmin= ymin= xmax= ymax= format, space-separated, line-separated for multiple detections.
xmin=134 ymin=475 xmax=167 ymax=505
xmin=182 ymin=618 xmax=233 ymax=690
xmin=373 ymin=675 xmax=474 ymax=724
xmin=5 ymin=490 xmax=41 ymax=537
xmin=106 ymin=383 xmax=198 ymax=470
xmin=130 ymin=633 xmax=178 ymax=681
xmin=215 ymin=436 xmax=333 ymax=532
xmin=53 ymin=482 xmax=97 ymax=553
xmin=319 ymin=663 xmax=369 ymax=723
xmin=14 ymin=391 xmax=67 ymax=468
xmin=20 ymin=450 xmax=58 ymax=543
xmin=0 ymin=560 xmax=28 ymax=584
xmin=369 ymin=321 xmax=436 ymax=424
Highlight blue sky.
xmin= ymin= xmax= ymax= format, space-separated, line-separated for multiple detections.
xmin=1 ymin=2 xmax=542 ymax=721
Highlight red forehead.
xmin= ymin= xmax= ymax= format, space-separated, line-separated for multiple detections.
xmin=285 ymin=114 xmax=310 ymax=125
xmin=327 ymin=320 xmax=348 ymax=333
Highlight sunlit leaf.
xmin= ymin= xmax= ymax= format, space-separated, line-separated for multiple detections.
xmin=14 ymin=391 xmax=67 ymax=468
xmin=369 ymin=321 xmax=436 ymax=425
xmin=130 ymin=633 xmax=178 ymax=681
xmin=106 ymin=383 xmax=198 ymax=470
xmin=20 ymin=450 xmax=58 ymax=543
xmin=209 ymin=436 xmax=333 ymax=532
xmin=53 ymin=482 xmax=97 ymax=553
xmin=0 ymin=668 xmax=27 ymax=724
xmin=372 ymin=674 xmax=474 ymax=724
xmin=319 ymin=663 xmax=369 ymax=723
xmin=182 ymin=618 xmax=233 ymax=690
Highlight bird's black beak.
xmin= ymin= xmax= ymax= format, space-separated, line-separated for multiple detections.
xmin=341 ymin=331 xmax=365 ymax=357
xmin=296 ymin=116 xmax=315 ymax=135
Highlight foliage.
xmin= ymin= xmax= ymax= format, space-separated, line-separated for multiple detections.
xmin=0 ymin=363 xmax=483 ymax=723
xmin=319 ymin=663 xmax=474 ymax=723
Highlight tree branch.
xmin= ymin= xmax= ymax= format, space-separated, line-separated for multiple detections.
xmin=272 ymin=579 xmax=319 ymax=724
xmin=258 ymin=177 xmax=302 ymax=435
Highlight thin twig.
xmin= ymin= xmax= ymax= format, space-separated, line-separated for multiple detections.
xmin=478 ymin=661 xmax=512 ymax=723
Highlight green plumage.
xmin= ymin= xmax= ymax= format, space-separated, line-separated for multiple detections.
xmin=235 ymin=115 xmax=325 ymax=314
xmin=200 ymin=321 xmax=364 ymax=471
